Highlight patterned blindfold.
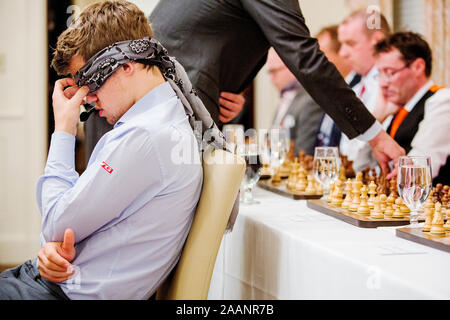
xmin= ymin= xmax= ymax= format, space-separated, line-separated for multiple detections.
xmin=74 ymin=37 xmax=176 ymax=94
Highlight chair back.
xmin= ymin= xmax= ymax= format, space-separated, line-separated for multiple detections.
xmin=156 ymin=148 xmax=245 ymax=300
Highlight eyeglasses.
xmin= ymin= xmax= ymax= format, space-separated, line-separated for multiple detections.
xmin=378 ymin=61 xmax=412 ymax=82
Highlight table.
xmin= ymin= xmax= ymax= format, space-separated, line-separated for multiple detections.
xmin=208 ymin=187 xmax=450 ymax=300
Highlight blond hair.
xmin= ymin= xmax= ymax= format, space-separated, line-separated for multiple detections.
xmin=52 ymin=0 xmax=153 ymax=75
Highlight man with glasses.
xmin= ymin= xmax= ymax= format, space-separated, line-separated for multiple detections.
xmin=374 ymin=32 xmax=450 ymax=184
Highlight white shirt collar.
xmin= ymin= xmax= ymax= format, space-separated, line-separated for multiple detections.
xmin=403 ymin=80 xmax=434 ymax=112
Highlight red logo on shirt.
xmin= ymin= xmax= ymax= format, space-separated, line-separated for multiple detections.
xmin=101 ymin=161 xmax=114 ymax=174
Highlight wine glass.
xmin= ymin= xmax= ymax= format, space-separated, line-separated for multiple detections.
xmin=239 ymin=129 xmax=263 ymax=204
xmin=222 ymin=124 xmax=244 ymax=154
xmin=262 ymin=126 xmax=290 ymax=171
xmin=397 ymin=156 xmax=432 ymax=225
xmin=313 ymin=147 xmax=340 ymax=200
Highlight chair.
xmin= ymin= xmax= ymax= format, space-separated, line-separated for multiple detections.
xmin=156 ymin=148 xmax=245 ymax=300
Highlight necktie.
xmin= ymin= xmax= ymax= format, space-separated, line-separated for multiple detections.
xmin=389 ymin=107 xmax=409 ymax=138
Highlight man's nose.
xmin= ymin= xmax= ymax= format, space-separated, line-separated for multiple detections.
xmin=86 ymin=94 xmax=97 ymax=105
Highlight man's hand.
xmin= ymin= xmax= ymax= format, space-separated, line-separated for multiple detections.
xmin=219 ymin=91 xmax=245 ymax=123
xmin=52 ymin=78 xmax=89 ymax=136
xmin=37 ymin=229 xmax=76 ymax=283
xmin=369 ymin=130 xmax=406 ymax=178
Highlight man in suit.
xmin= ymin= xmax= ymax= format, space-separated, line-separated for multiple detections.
xmin=374 ymin=32 xmax=450 ymax=184
xmin=85 ymin=0 xmax=404 ymax=173
xmin=268 ymin=48 xmax=323 ymax=155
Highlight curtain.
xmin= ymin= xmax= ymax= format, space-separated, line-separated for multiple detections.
xmin=424 ymin=0 xmax=450 ymax=86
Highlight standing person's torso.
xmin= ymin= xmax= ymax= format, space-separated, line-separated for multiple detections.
xmin=150 ymin=0 xmax=270 ymax=123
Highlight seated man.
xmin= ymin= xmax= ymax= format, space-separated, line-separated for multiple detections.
xmin=267 ymin=48 xmax=324 ymax=155
xmin=0 ymin=1 xmax=204 ymax=300
xmin=374 ymin=32 xmax=450 ymax=184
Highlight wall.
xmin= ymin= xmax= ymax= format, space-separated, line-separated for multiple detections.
xmin=254 ymin=0 xmax=352 ymax=130
xmin=0 ymin=0 xmax=47 ymax=265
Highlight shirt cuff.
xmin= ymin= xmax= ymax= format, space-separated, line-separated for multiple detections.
xmin=47 ymin=131 xmax=76 ymax=168
xmin=355 ymin=121 xmax=382 ymax=142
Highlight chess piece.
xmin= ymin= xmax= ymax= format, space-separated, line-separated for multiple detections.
xmin=339 ymin=165 xmax=346 ymax=182
xmin=327 ymin=181 xmax=336 ymax=203
xmin=294 ymin=165 xmax=307 ymax=191
xmin=260 ymin=163 xmax=272 ymax=180
xmin=392 ymin=198 xmax=405 ymax=219
xmin=368 ymin=180 xmax=377 ymax=209
xmin=399 ymin=198 xmax=410 ymax=215
xmin=331 ymin=179 xmax=344 ymax=207
xmin=349 ymin=179 xmax=363 ymax=212
xmin=355 ymin=172 xmax=363 ymax=182
xmin=315 ymin=181 xmax=323 ymax=194
xmin=379 ymin=194 xmax=387 ymax=214
xmin=384 ymin=194 xmax=394 ymax=217
xmin=357 ymin=185 xmax=370 ymax=215
xmin=341 ymin=178 xmax=353 ymax=209
xmin=271 ymin=168 xmax=282 ymax=186
xmin=389 ymin=178 xmax=398 ymax=199
xmin=370 ymin=196 xmax=384 ymax=219
xmin=422 ymin=193 xmax=435 ymax=232
xmin=305 ymin=175 xmax=317 ymax=195
xmin=430 ymin=202 xmax=446 ymax=235
xmin=286 ymin=159 xmax=299 ymax=190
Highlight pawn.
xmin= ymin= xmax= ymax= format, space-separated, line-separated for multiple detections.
xmin=271 ymin=169 xmax=282 ymax=186
xmin=327 ymin=182 xmax=336 ymax=203
xmin=341 ymin=178 xmax=353 ymax=209
xmin=392 ymin=198 xmax=405 ymax=219
xmin=367 ymin=180 xmax=377 ymax=209
xmin=399 ymin=199 xmax=411 ymax=215
xmin=370 ymin=196 xmax=384 ymax=219
xmin=430 ymin=202 xmax=446 ymax=235
xmin=384 ymin=195 xmax=394 ymax=217
xmin=294 ymin=166 xmax=307 ymax=191
xmin=315 ymin=181 xmax=324 ymax=194
xmin=422 ymin=194 xmax=435 ymax=232
xmin=331 ymin=179 xmax=344 ymax=207
xmin=379 ymin=194 xmax=387 ymax=213
xmin=305 ymin=175 xmax=317 ymax=195
xmin=357 ymin=185 xmax=370 ymax=215
xmin=349 ymin=179 xmax=363 ymax=212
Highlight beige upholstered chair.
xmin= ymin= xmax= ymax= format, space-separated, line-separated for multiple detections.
xmin=156 ymin=148 xmax=245 ymax=300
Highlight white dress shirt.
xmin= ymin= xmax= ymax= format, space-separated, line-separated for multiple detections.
xmin=340 ymin=67 xmax=380 ymax=172
xmin=36 ymin=82 xmax=203 ymax=299
xmin=406 ymin=80 xmax=450 ymax=178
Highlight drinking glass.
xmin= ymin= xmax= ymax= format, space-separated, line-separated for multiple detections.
xmin=239 ymin=129 xmax=263 ymax=204
xmin=223 ymin=124 xmax=244 ymax=154
xmin=313 ymin=147 xmax=340 ymax=200
xmin=397 ymin=156 xmax=432 ymax=225
xmin=261 ymin=126 xmax=290 ymax=171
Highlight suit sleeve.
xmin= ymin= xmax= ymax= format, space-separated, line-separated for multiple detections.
xmin=241 ymin=0 xmax=377 ymax=139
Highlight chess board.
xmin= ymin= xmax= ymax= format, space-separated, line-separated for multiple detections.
xmin=307 ymin=199 xmax=413 ymax=228
xmin=258 ymin=179 xmax=322 ymax=200
xmin=396 ymin=227 xmax=450 ymax=253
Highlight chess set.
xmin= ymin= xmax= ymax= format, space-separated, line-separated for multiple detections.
xmin=306 ymin=170 xmax=415 ymax=228
xmin=258 ymin=151 xmax=324 ymax=200
xmin=396 ymin=185 xmax=450 ymax=253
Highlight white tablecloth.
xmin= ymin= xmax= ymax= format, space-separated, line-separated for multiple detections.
xmin=208 ymin=186 xmax=450 ymax=300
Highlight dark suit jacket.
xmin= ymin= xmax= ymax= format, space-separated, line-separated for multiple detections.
xmin=150 ymin=0 xmax=375 ymax=137
xmin=84 ymin=0 xmax=377 ymax=160
xmin=276 ymin=85 xmax=324 ymax=155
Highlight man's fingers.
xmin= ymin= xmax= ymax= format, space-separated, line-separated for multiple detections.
xmin=62 ymin=229 xmax=75 ymax=253
xmin=71 ymin=86 xmax=89 ymax=104
xmin=219 ymin=114 xmax=233 ymax=123
xmin=37 ymin=255 xmax=74 ymax=283
xmin=64 ymin=86 xmax=79 ymax=100
xmin=38 ymin=251 xmax=67 ymax=273
xmin=219 ymin=106 xmax=235 ymax=118
xmin=45 ymin=246 xmax=71 ymax=269
xmin=220 ymin=91 xmax=245 ymax=103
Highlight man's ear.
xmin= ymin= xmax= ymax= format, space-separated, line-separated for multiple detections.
xmin=121 ymin=62 xmax=135 ymax=75
xmin=410 ymin=58 xmax=426 ymax=76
